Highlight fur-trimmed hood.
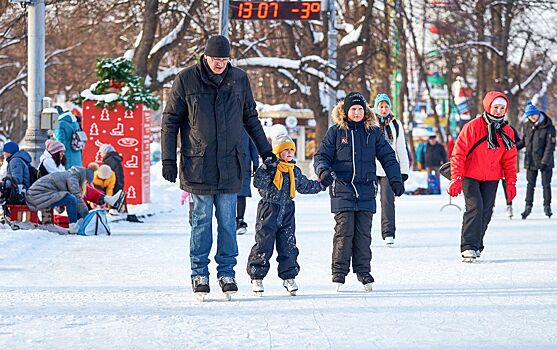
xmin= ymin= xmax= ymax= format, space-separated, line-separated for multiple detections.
xmin=332 ymin=99 xmax=376 ymax=130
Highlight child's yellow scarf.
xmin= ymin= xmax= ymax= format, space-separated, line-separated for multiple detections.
xmin=273 ymin=161 xmax=296 ymax=198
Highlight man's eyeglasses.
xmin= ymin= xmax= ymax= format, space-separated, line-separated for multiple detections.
xmin=207 ymin=57 xmax=229 ymax=63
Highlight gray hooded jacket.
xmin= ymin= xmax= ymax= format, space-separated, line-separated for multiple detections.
xmin=25 ymin=167 xmax=90 ymax=217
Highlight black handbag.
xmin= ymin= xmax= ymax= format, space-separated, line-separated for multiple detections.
xmin=439 ymin=136 xmax=487 ymax=180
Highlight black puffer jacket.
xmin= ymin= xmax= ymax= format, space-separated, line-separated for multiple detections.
xmin=161 ymin=56 xmax=271 ymax=195
xmin=522 ymin=112 xmax=556 ymax=170
xmin=314 ymin=100 xmax=402 ymax=213
xmin=103 ymin=151 xmax=124 ymax=193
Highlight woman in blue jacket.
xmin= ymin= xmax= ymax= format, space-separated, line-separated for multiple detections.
xmin=54 ymin=107 xmax=84 ymax=169
xmin=314 ymin=92 xmax=404 ymax=291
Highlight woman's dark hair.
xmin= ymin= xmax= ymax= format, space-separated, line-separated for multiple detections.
xmin=52 ymin=152 xmax=67 ymax=167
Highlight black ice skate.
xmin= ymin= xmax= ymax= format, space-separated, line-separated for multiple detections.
xmin=544 ymin=205 xmax=552 ymax=218
xmin=332 ymin=273 xmax=345 ymax=291
xmin=191 ymin=275 xmax=210 ymax=302
xmin=521 ymin=205 xmax=532 ymax=220
xmin=356 ymin=273 xmax=374 ymax=292
xmin=283 ymin=279 xmax=298 ymax=296
xmin=219 ymin=276 xmax=238 ymax=301
xmin=462 ymin=250 xmax=477 ymax=263
xmin=236 ymin=219 xmax=248 ymax=235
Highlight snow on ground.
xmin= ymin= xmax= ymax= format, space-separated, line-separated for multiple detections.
xmin=0 ymin=169 xmax=556 ymax=349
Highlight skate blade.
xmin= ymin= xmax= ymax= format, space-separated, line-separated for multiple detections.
xmin=195 ymin=292 xmax=208 ymax=302
xmin=462 ymin=258 xmax=476 ymax=263
xmin=224 ymin=291 xmax=236 ymax=301
xmin=236 ymin=228 xmax=247 ymax=235
xmin=288 ymin=290 xmax=297 ymax=296
xmin=363 ymin=283 xmax=373 ymax=292
xmin=334 ymin=283 xmax=343 ymax=292
xmin=253 ymin=291 xmax=263 ymax=297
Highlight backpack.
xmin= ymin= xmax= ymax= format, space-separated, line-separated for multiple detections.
xmin=1 ymin=176 xmax=26 ymax=204
xmin=28 ymin=163 xmax=39 ymax=185
xmin=71 ymin=129 xmax=87 ymax=151
xmin=78 ymin=209 xmax=111 ymax=236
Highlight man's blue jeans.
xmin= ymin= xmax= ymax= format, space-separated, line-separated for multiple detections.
xmin=190 ymin=193 xmax=238 ymax=278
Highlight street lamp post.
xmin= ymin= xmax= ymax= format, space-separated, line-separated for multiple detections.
xmin=21 ymin=0 xmax=48 ymax=165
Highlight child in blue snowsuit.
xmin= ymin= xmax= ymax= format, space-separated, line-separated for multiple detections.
xmin=247 ymin=132 xmax=325 ymax=295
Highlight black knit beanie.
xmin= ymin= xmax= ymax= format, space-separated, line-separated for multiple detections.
xmin=343 ymin=92 xmax=367 ymax=116
xmin=205 ymin=35 xmax=231 ymax=57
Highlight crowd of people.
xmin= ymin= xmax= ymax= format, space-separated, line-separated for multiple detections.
xmin=1 ymin=34 xmax=554 ymax=299
xmin=0 ymin=107 xmax=126 ymax=233
xmin=161 ymin=35 xmax=555 ymax=300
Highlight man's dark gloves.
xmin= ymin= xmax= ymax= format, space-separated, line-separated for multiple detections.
xmin=390 ymin=180 xmax=405 ymax=197
xmin=261 ymin=151 xmax=278 ymax=164
xmin=402 ymin=174 xmax=409 ymax=182
xmin=319 ymin=169 xmax=336 ymax=188
xmin=162 ymin=160 xmax=178 ymax=183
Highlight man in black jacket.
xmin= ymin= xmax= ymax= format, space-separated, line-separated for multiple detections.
xmin=424 ymin=134 xmax=448 ymax=180
xmin=520 ymin=102 xmax=556 ymax=219
xmin=161 ymin=35 xmax=273 ymax=298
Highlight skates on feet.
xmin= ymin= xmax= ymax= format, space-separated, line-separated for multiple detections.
xmin=252 ymin=279 xmax=264 ymax=297
xmin=521 ymin=205 xmax=532 ymax=220
xmin=385 ymin=236 xmax=395 ymax=247
xmin=356 ymin=273 xmax=374 ymax=292
xmin=236 ymin=218 xmax=248 ymax=235
xmin=462 ymin=249 xmax=477 ymax=263
xmin=191 ymin=275 xmax=210 ymax=302
xmin=283 ymin=279 xmax=298 ymax=296
xmin=219 ymin=276 xmax=238 ymax=301
xmin=332 ymin=273 xmax=345 ymax=292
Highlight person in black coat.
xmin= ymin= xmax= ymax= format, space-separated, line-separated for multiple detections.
xmin=161 ymin=35 xmax=273 ymax=296
xmin=520 ymin=102 xmax=556 ymax=219
xmin=100 ymin=144 xmax=124 ymax=194
xmin=236 ymin=130 xmax=260 ymax=235
xmin=314 ymin=92 xmax=404 ymax=291
xmin=424 ymin=134 xmax=448 ymax=179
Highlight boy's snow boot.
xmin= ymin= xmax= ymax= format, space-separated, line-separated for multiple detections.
xmin=252 ymin=279 xmax=264 ymax=296
xmin=462 ymin=249 xmax=477 ymax=263
xmin=475 ymin=250 xmax=481 ymax=258
xmin=356 ymin=272 xmax=374 ymax=292
xmin=544 ymin=205 xmax=552 ymax=218
xmin=191 ymin=275 xmax=210 ymax=294
xmin=506 ymin=204 xmax=513 ymax=219
xmin=219 ymin=277 xmax=238 ymax=300
xmin=283 ymin=279 xmax=298 ymax=296
xmin=236 ymin=218 xmax=248 ymax=235
xmin=521 ymin=205 xmax=532 ymax=220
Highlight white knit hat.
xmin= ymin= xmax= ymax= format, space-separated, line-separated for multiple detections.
xmin=97 ymin=164 xmax=112 ymax=180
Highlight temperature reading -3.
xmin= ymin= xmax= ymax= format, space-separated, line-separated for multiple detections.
xmin=231 ymin=1 xmax=321 ymax=20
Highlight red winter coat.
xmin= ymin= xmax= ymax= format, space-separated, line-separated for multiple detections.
xmin=451 ymin=92 xmax=518 ymax=184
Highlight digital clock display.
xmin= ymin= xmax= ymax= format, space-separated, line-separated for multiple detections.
xmin=230 ymin=1 xmax=321 ymax=20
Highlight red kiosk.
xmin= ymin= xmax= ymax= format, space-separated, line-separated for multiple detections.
xmin=81 ymin=101 xmax=151 ymax=204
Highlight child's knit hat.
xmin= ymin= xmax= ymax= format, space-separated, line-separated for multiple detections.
xmin=374 ymin=93 xmax=391 ymax=113
xmin=97 ymin=164 xmax=112 ymax=180
xmin=272 ymin=133 xmax=296 ymax=156
xmin=523 ymin=101 xmax=540 ymax=119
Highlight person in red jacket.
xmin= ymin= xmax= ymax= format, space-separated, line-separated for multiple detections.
xmin=447 ymin=91 xmax=518 ymax=262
